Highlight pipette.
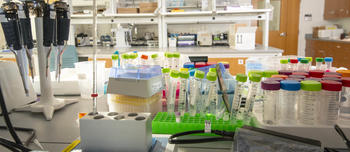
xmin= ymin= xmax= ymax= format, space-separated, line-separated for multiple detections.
xmin=43 ymin=3 xmax=56 ymax=78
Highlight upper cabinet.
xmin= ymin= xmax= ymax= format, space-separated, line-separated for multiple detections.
xmin=324 ymin=0 xmax=350 ymax=20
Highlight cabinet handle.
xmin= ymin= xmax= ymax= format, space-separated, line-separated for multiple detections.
xmin=329 ymin=10 xmax=336 ymax=15
xmin=336 ymin=45 xmax=341 ymax=49
xmin=340 ymin=9 xmax=345 ymax=12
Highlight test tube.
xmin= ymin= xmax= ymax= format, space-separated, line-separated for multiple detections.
xmin=262 ymin=80 xmax=280 ymax=125
xmin=130 ymin=53 xmax=138 ymax=66
xmin=151 ymin=54 xmax=160 ymax=66
xmin=325 ymin=57 xmax=333 ymax=72
xmin=299 ymin=80 xmax=322 ymax=125
xmin=178 ymin=71 xmax=189 ymax=116
xmin=297 ymin=58 xmax=309 ymax=72
xmin=140 ymin=54 xmax=149 ymax=65
xmin=278 ymin=80 xmax=301 ymax=125
xmin=280 ymin=59 xmax=289 ymax=71
xmin=204 ymin=72 xmax=218 ymax=115
xmin=242 ymin=74 xmax=262 ymax=120
xmin=165 ymin=53 xmax=173 ymax=69
xmin=121 ymin=54 xmax=129 ymax=68
xmin=230 ymin=74 xmax=247 ymax=121
xmin=112 ymin=54 xmax=119 ymax=68
xmin=173 ymin=52 xmax=180 ymax=70
xmin=167 ymin=70 xmax=180 ymax=114
xmin=290 ymin=59 xmax=299 ymax=71
xmin=189 ymin=70 xmax=205 ymax=116
xmin=162 ymin=68 xmax=171 ymax=100
xmin=263 ymin=70 xmax=279 ymax=80
xmin=305 ymin=57 xmax=313 ymax=68
xmin=316 ymin=58 xmax=324 ymax=70
xmin=319 ymin=80 xmax=342 ymax=125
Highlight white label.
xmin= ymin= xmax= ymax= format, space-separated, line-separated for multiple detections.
xmin=0 ymin=15 xmax=7 ymax=22
xmin=151 ymin=81 xmax=163 ymax=94
xmin=238 ymin=59 xmax=244 ymax=65
xmin=50 ymin=11 xmax=56 ymax=19
xmin=205 ymin=120 xmax=211 ymax=133
xmin=18 ymin=10 xmax=26 ymax=19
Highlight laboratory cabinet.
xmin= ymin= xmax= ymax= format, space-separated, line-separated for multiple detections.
xmin=324 ymin=0 xmax=350 ymax=20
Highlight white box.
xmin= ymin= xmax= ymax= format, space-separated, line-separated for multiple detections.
xmin=234 ymin=27 xmax=257 ymax=50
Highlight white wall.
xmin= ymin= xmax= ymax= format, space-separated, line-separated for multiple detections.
xmin=0 ymin=0 xmax=5 ymax=49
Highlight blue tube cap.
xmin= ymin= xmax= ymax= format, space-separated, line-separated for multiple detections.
xmin=189 ymin=69 xmax=197 ymax=77
xmin=281 ymin=80 xmax=301 ymax=91
xmin=324 ymin=57 xmax=333 ymax=62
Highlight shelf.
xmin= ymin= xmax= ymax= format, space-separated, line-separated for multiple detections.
xmin=70 ymin=13 xmax=159 ymax=25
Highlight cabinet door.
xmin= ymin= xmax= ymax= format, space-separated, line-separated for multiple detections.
xmin=324 ymin=0 xmax=339 ymax=19
xmin=337 ymin=0 xmax=349 ymax=17
xmin=208 ymin=58 xmax=248 ymax=76
xmin=327 ymin=42 xmax=350 ymax=68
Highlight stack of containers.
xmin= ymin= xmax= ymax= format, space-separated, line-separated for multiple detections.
xmin=319 ymin=80 xmax=342 ymax=125
xmin=299 ymin=80 xmax=322 ymax=125
xmin=262 ymin=80 xmax=280 ymax=125
xmin=278 ymin=80 xmax=301 ymax=125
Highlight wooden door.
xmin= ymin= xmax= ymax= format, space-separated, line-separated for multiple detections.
xmin=255 ymin=0 xmax=300 ymax=55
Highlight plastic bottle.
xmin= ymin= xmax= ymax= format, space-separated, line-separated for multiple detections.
xmin=280 ymin=59 xmax=289 ymax=71
xmin=165 ymin=53 xmax=173 ymax=69
xmin=189 ymin=70 xmax=205 ymax=116
xmin=204 ymin=72 xmax=218 ymax=115
xmin=305 ymin=57 xmax=313 ymax=68
xmin=167 ymin=70 xmax=180 ymax=114
xmin=319 ymin=80 xmax=342 ymax=125
xmin=278 ymin=80 xmax=301 ymax=125
xmin=130 ymin=53 xmax=138 ymax=66
xmin=340 ymin=78 xmax=350 ymax=122
xmin=178 ymin=71 xmax=189 ymax=116
xmin=316 ymin=58 xmax=324 ymax=70
xmin=140 ymin=54 xmax=149 ymax=65
xmin=112 ymin=54 xmax=119 ymax=68
xmin=325 ymin=57 xmax=333 ymax=72
xmin=262 ymin=80 xmax=280 ymax=125
xmin=299 ymin=80 xmax=322 ymax=125
xmin=230 ymin=74 xmax=247 ymax=120
xmin=121 ymin=54 xmax=129 ymax=68
xmin=243 ymin=74 xmax=262 ymax=120
xmin=173 ymin=52 xmax=180 ymax=70
xmin=290 ymin=59 xmax=299 ymax=71
xmin=151 ymin=54 xmax=160 ymax=66
xmin=162 ymin=68 xmax=171 ymax=100
xmin=298 ymin=58 xmax=309 ymax=72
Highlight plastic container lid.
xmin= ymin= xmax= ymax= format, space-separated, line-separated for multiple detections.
xmin=180 ymin=68 xmax=189 ymax=72
xmin=292 ymin=72 xmax=309 ymax=77
xmin=285 ymin=78 xmax=303 ymax=82
xmin=183 ymin=63 xmax=195 ymax=69
xmin=279 ymin=70 xmax=293 ymax=76
xmin=166 ymin=53 xmax=174 ymax=58
xmin=323 ymin=75 xmax=341 ymax=79
xmin=180 ymin=71 xmax=190 ymax=79
xmin=322 ymin=77 xmax=342 ymax=82
xmin=112 ymin=54 xmax=118 ymax=60
xmin=305 ymin=57 xmax=313 ymax=63
xmin=266 ymin=77 xmax=284 ymax=82
xmin=162 ymin=68 xmax=170 ymax=74
xmin=261 ymin=80 xmax=280 ymax=90
xmin=342 ymin=77 xmax=350 ymax=87
xmin=206 ymin=72 xmax=217 ymax=81
xmin=209 ymin=68 xmax=217 ymax=73
xmin=337 ymin=70 xmax=350 ymax=77
xmin=249 ymin=74 xmax=262 ymax=82
xmin=324 ymin=57 xmax=333 ymax=62
xmin=289 ymin=75 xmax=306 ymax=79
xmin=271 ymin=75 xmax=288 ymax=79
xmin=263 ymin=70 xmax=279 ymax=78
xmin=194 ymin=70 xmax=205 ymax=79
xmin=122 ymin=54 xmax=129 ymax=59
xmin=170 ymin=70 xmax=180 ymax=78
xmin=281 ymin=80 xmax=301 ymax=91
xmin=298 ymin=58 xmax=302 ymax=61
xmin=130 ymin=53 xmax=138 ymax=59
xmin=290 ymin=59 xmax=299 ymax=64
xmin=248 ymin=70 xmax=263 ymax=77
xmin=309 ymin=70 xmax=324 ymax=78
xmin=236 ymin=74 xmax=248 ymax=82
xmin=324 ymin=72 xmax=342 ymax=76
xmin=316 ymin=58 xmax=324 ymax=62
xmin=141 ymin=54 xmax=148 ymax=60
xmin=300 ymin=58 xmax=309 ymax=64
xmin=173 ymin=52 xmax=180 ymax=58
xmin=189 ymin=69 xmax=196 ymax=77
xmin=321 ymin=80 xmax=342 ymax=91
xmin=280 ymin=59 xmax=288 ymax=64
xmin=151 ymin=54 xmax=158 ymax=59
xmin=305 ymin=77 xmax=322 ymax=82
xmin=301 ymin=80 xmax=322 ymax=91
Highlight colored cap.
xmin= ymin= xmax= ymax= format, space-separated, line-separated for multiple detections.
xmin=180 ymin=71 xmax=190 ymax=79
xmin=337 ymin=70 xmax=350 ymax=77
xmin=290 ymin=59 xmax=299 ymax=64
xmin=309 ymin=70 xmax=324 ymax=78
xmin=130 ymin=53 xmax=138 ymax=59
xmin=342 ymin=77 xmax=350 ymax=87
xmin=248 ymin=70 xmax=263 ymax=77
xmin=323 ymin=75 xmax=341 ymax=79
xmin=324 ymin=57 xmax=333 ymax=62
xmin=316 ymin=58 xmax=324 ymax=62
xmin=170 ymin=70 xmax=180 ymax=78
xmin=271 ymin=75 xmax=288 ymax=79
xmin=279 ymin=70 xmax=293 ymax=76
xmin=183 ymin=63 xmax=195 ymax=69
xmin=292 ymin=72 xmax=309 ymax=77
xmin=249 ymin=74 xmax=262 ymax=82
xmin=261 ymin=80 xmax=280 ymax=90
xmin=266 ymin=77 xmax=284 ymax=82
xmin=322 ymin=77 xmax=342 ymax=82
xmin=114 ymin=51 xmax=119 ymax=55
xmin=173 ymin=52 xmax=180 ymax=58
xmin=189 ymin=69 xmax=196 ymax=77
xmin=300 ymin=58 xmax=309 ymax=64
xmin=162 ymin=68 xmax=170 ymax=73
xmin=263 ymin=70 xmax=279 ymax=78
xmin=298 ymin=58 xmax=302 ymax=61
xmin=289 ymin=75 xmax=306 ymax=79
xmin=112 ymin=54 xmax=118 ymax=60
xmin=304 ymin=77 xmax=322 ymax=82
xmin=151 ymin=54 xmax=159 ymax=59
xmin=180 ymin=68 xmax=189 ymax=72
xmin=141 ymin=54 xmax=148 ymax=60
xmin=305 ymin=57 xmax=313 ymax=62
xmin=324 ymin=72 xmax=342 ymax=76
xmin=301 ymin=80 xmax=322 ymax=91
xmin=194 ymin=70 xmax=205 ymax=79
xmin=209 ymin=68 xmax=217 ymax=73
xmin=285 ymin=78 xmax=303 ymax=82
xmin=280 ymin=59 xmax=288 ymax=64
xmin=133 ymin=51 xmax=138 ymax=53
xmin=281 ymin=80 xmax=301 ymax=91
xmin=236 ymin=74 xmax=248 ymax=82
xmin=321 ymin=80 xmax=342 ymax=91
xmin=122 ymin=54 xmax=129 ymax=59
xmin=206 ymin=72 xmax=217 ymax=81
xmin=166 ymin=53 xmax=174 ymax=58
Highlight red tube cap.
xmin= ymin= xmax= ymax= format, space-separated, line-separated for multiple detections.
xmin=323 ymin=75 xmax=341 ymax=79
xmin=91 ymin=94 xmax=98 ymax=98
xmin=290 ymin=59 xmax=298 ymax=64
xmin=321 ymin=80 xmax=342 ymax=91
xmin=309 ymin=70 xmax=324 ymax=78
xmin=342 ymin=77 xmax=350 ymax=87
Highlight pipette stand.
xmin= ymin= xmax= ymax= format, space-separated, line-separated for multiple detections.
xmin=14 ymin=17 xmax=78 ymax=121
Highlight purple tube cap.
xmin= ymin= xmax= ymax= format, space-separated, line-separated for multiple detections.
xmin=286 ymin=78 xmax=303 ymax=82
xmin=261 ymin=80 xmax=281 ymax=90
xmin=279 ymin=70 xmax=293 ymax=76
xmin=266 ymin=77 xmax=284 ymax=82
xmin=289 ymin=75 xmax=306 ymax=79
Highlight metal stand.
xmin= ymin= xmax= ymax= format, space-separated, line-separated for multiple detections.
xmin=14 ymin=17 xmax=77 ymax=121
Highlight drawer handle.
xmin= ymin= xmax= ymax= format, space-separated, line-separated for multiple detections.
xmin=336 ymin=45 xmax=341 ymax=49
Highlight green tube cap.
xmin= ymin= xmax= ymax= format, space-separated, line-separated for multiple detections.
xmin=122 ymin=54 xmax=129 ymax=59
xmin=162 ymin=68 xmax=170 ymax=74
xmin=112 ymin=54 xmax=118 ymax=60
xmin=194 ymin=70 xmax=205 ymax=79
xmin=301 ymin=80 xmax=322 ymax=91
xmin=236 ymin=73 xmax=247 ymax=82
xmin=300 ymin=58 xmax=309 ymax=64
xmin=249 ymin=74 xmax=262 ymax=82
xmin=305 ymin=57 xmax=313 ymax=62
xmin=170 ymin=70 xmax=180 ymax=78
xmin=248 ymin=70 xmax=263 ymax=77
xmin=173 ymin=52 xmax=180 ymax=58
xmin=209 ymin=68 xmax=217 ymax=73
xmin=180 ymin=71 xmax=190 ymax=79
xmin=316 ymin=58 xmax=324 ymax=62
xmin=206 ymin=72 xmax=217 ymax=82
xmin=151 ymin=54 xmax=159 ymax=59
xmin=166 ymin=53 xmax=174 ymax=58
xmin=280 ymin=59 xmax=288 ymax=64
xmin=263 ymin=70 xmax=279 ymax=78
xmin=130 ymin=53 xmax=138 ymax=59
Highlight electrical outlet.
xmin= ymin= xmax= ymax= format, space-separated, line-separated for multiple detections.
xmin=238 ymin=59 xmax=244 ymax=65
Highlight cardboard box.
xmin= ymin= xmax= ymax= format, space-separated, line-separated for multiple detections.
xmin=140 ymin=7 xmax=157 ymax=13
xmin=139 ymin=2 xmax=158 ymax=8
xmin=117 ymin=8 xmax=139 ymax=14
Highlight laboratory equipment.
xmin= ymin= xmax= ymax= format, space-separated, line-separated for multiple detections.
xmin=230 ymin=74 xmax=247 ymax=120
xmin=271 ymin=75 xmax=288 ymax=79
xmin=325 ymin=57 xmax=333 ymax=72
xmin=243 ymin=74 xmax=262 ymax=119
xmin=319 ymin=80 xmax=342 ymax=125
xmin=292 ymin=72 xmax=309 ymax=77
xmin=80 ymin=112 xmax=152 ymax=152
xmin=162 ymin=68 xmax=171 ymax=99
xmin=316 ymin=58 xmax=324 ymax=70
xmin=266 ymin=77 xmax=284 ymax=82
xmin=197 ymin=32 xmax=212 ymax=46
xmin=323 ymin=77 xmax=342 ymax=82
xmin=151 ymin=54 xmax=160 ymax=66
xmin=340 ymin=77 xmax=350 ymax=121
xmin=140 ymin=54 xmax=149 ymax=65
xmin=107 ymin=65 xmax=163 ymax=98
xmin=279 ymin=70 xmax=293 ymax=76
xmin=112 ymin=55 xmax=119 ymax=68
xmin=280 ymin=59 xmax=289 ymax=71
xmin=324 ymin=74 xmax=342 ymax=79
xmin=305 ymin=77 xmax=322 ymax=82
xmin=289 ymin=75 xmax=306 ymax=80
xmin=167 ymin=70 xmax=179 ymax=114
xmin=189 ymin=70 xmax=205 ymax=116
xmin=178 ymin=71 xmax=189 ymax=116
xmin=299 ymin=80 xmax=322 ymax=125
xmin=121 ymin=53 xmax=130 ymax=68
xmin=337 ymin=70 xmax=350 ymax=77
xmin=325 ymin=72 xmax=342 ymax=76
xmin=248 ymin=70 xmax=263 ymax=77
xmin=262 ymin=80 xmax=280 ymax=125
xmin=165 ymin=53 xmax=173 ymax=69
xmin=290 ymin=59 xmax=299 ymax=71
xmin=298 ymin=58 xmax=309 ymax=72
xmin=114 ymin=26 xmax=132 ymax=47
xmin=305 ymin=57 xmax=313 ymax=68
xmin=173 ymin=52 xmax=180 ymax=70
xmin=263 ymin=70 xmax=279 ymax=79
xmin=309 ymin=70 xmax=324 ymax=78
xmin=204 ymin=72 xmax=218 ymax=115
xmin=130 ymin=53 xmax=139 ymax=66
xmin=278 ymin=80 xmax=301 ymax=125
